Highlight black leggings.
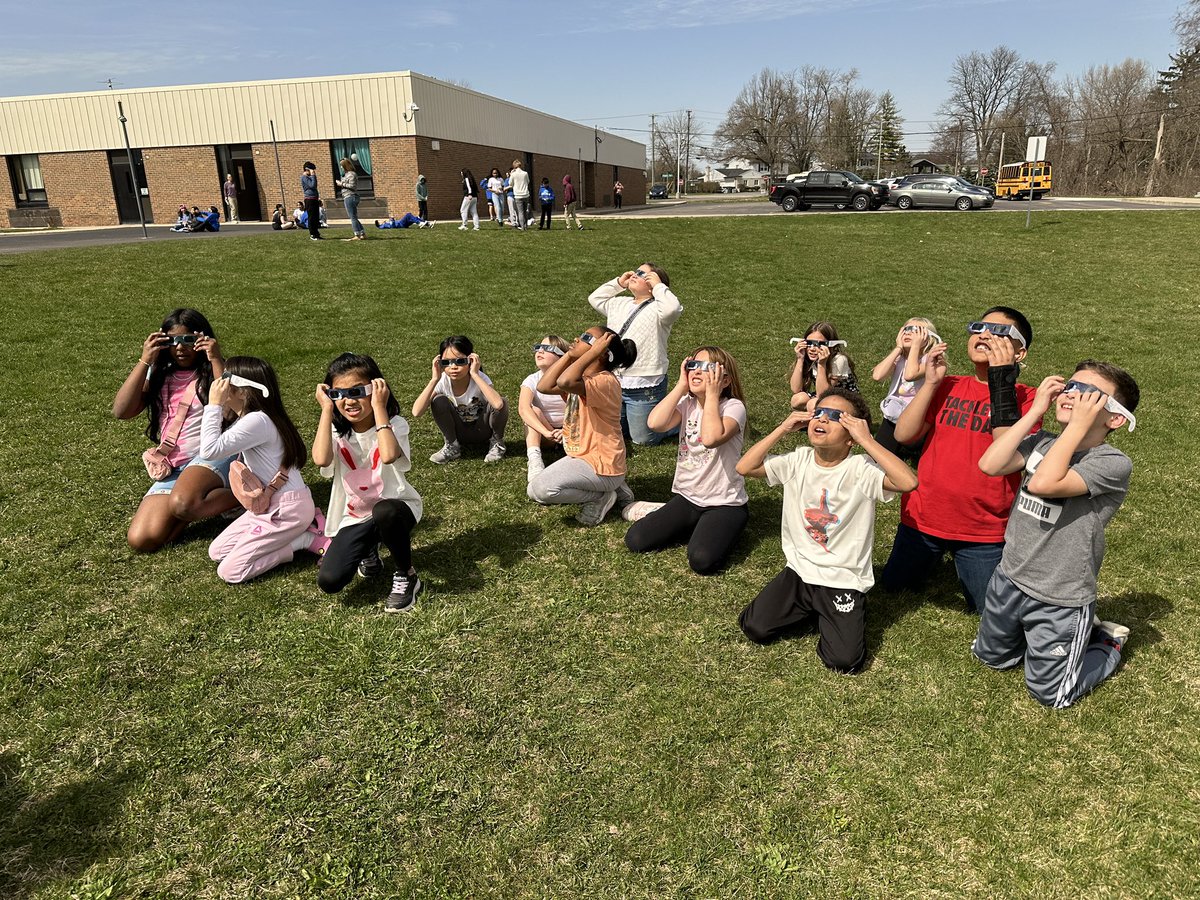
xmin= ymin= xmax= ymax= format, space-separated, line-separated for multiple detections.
xmin=317 ymin=499 xmax=417 ymax=593
xmin=539 ymin=202 xmax=553 ymax=229
xmin=624 ymin=494 xmax=748 ymax=575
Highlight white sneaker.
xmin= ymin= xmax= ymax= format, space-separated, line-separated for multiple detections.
xmin=577 ymin=491 xmax=617 ymax=526
xmin=458 ymin=225 xmax=467 ymax=230
xmin=1094 ymin=619 xmax=1130 ymax=648
xmin=527 ymin=454 xmax=545 ymax=483
xmin=484 ymin=440 xmax=506 ymax=464
xmin=429 ymin=442 xmax=462 ymax=464
xmin=620 ymin=500 xmax=665 ymax=523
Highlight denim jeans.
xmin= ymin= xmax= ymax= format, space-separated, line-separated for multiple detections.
xmin=879 ymin=522 xmax=1004 ymax=613
xmin=343 ymin=193 xmax=363 ymax=236
xmin=621 ymin=379 xmax=677 ymax=446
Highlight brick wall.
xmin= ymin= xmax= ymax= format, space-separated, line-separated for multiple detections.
xmin=250 ymin=140 xmax=332 ymax=220
xmin=0 ymin=158 xmax=14 ymax=227
xmin=142 ymin=146 xmax=220 ymax=222
xmin=369 ymin=136 xmax=419 ymax=218
xmin=39 ymin=151 xmax=117 ymax=227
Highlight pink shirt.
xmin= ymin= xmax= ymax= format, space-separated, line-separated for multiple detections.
xmin=671 ymin=395 xmax=748 ymax=507
xmin=158 ymin=370 xmax=203 ymax=467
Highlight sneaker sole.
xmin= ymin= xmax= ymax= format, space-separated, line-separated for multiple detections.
xmin=384 ymin=581 xmax=424 ymax=613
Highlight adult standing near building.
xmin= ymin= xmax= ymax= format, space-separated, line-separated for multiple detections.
xmin=336 ymin=158 xmax=365 ymax=241
xmin=301 ymin=162 xmax=322 ymax=241
xmin=510 ymin=159 xmax=531 ymax=230
xmin=223 ymin=174 xmax=239 ymax=223
xmin=416 ymin=174 xmax=429 ymax=222
xmin=562 ymin=174 xmax=581 ymax=230
xmin=613 ymin=179 xmax=624 ymax=209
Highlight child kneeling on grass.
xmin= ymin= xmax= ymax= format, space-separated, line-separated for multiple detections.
xmin=973 ymin=360 xmax=1139 ymax=708
xmin=313 ymin=353 xmax=424 ymax=613
xmin=736 ymin=389 xmax=918 ymax=673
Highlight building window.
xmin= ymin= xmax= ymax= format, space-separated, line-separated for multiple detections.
xmin=330 ymin=139 xmax=374 ymax=197
xmin=8 ymin=154 xmax=48 ymax=206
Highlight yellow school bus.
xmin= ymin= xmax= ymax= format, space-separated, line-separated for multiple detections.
xmin=995 ymin=160 xmax=1052 ymax=199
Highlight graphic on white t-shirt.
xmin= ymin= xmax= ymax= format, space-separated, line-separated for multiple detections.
xmin=677 ymin=407 xmax=713 ymax=471
xmin=804 ymin=488 xmax=841 ymax=551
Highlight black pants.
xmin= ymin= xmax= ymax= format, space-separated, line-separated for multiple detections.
xmin=539 ymin=202 xmax=553 ymax=229
xmin=614 ymin=194 xmax=622 ymax=209
xmin=418 ymin=199 xmax=428 ymax=220
xmin=624 ymin=494 xmax=748 ymax=575
xmin=317 ymin=499 xmax=417 ymax=593
xmin=739 ymin=567 xmax=866 ymax=673
xmin=304 ymin=197 xmax=321 ymax=238
xmin=873 ymin=417 xmax=925 ymax=462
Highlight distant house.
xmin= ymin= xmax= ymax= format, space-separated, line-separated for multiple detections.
xmin=910 ymin=158 xmax=946 ymax=174
xmin=700 ymin=157 xmax=771 ymax=191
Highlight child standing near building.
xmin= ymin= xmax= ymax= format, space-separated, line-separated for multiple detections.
xmin=201 ymin=357 xmax=325 ymax=584
xmin=519 ymin=336 xmax=571 ymax=483
xmin=879 ymin=307 xmax=1038 ymax=613
xmin=972 ymin=361 xmax=1138 ymax=708
xmin=537 ymin=178 xmax=555 ymax=229
xmin=313 ymin=353 xmax=425 ymax=613
xmin=736 ymin=389 xmax=917 ymax=672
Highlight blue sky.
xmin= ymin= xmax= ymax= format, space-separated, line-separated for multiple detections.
xmin=0 ymin=0 xmax=1181 ymax=157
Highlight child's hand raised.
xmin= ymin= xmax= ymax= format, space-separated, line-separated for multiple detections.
xmin=781 ymin=410 xmax=811 ymax=433
xmin=925 ymin=342 xmax=949 ymax=385
xmin=193 ymin=334 xmax=222 ymax=363
xmin=430 ymin=355 xmax=442 ymax=382
xmin=841 ymin=413 xmax=871 ymax=446
xmin=1065 ymin=386 xmax=1110 ymax=428
xmin=1033 ymin=375 xmax=1065 ymax=415
xmin=209 ymin=376 xmax=232 ymax=408
xmin=140 ymin=331 xmax=168 ymax=365
xmin=982 ymin=334 xmax=1017 ymax=368
xmin=316 ymin=384 xmax=334 ymax=412
xmin=701 ymin=362 xmax=725 ymax=396
xmin=642 ymin=270 xmax=662 ymax=289
xmin=468 ymin=353 xmax=482 ymax=376
xmin=894 ymin=326 xmax=907 ymax=350
xmin=370 ymin=378 xmax=390 ymax=414
xmin=617 ymin=270 xmax=635 ymax=290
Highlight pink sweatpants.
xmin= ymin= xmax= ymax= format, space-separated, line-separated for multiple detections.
xmin=209 ymin=489 xmax=315 ymax=584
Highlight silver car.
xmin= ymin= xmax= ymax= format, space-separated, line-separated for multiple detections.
xmin=889 ymin=180 xmax=994 ymax=211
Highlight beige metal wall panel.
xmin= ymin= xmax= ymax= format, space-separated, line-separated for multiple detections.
xmin=0 ymin=72 xmax=643 ymax=169
xmin=409 ymin=74 xmax=644 ymax=169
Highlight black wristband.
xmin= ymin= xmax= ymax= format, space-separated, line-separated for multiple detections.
xmin=988 ymin=364 xmax=1021 ymax=428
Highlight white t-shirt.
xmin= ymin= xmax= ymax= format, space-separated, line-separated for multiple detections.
xmin=521 ymin=372 xmax=566 ymax=427
xmin=433 ymin=372 xmax=493 ymax=423
xmin=199 ymin=407 xmax=307 ymax=493
xmin=487 ymin=176 xmax=504 ymax=196
xmin=764 ymin=447 xmax=894 ymax=591
xmin=318 ymin=416 xmax=423 ymax=536
xmin=880 ymin=355 xmax=926 ymax=423
xmin=672 ymin=395 xmax=748 ymax=507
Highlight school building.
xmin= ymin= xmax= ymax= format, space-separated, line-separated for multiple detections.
xmin=0 ymin=72 xmax=647 ymax=228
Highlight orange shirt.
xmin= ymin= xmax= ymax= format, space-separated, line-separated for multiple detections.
xmin=562 ymin=371 xmax=626 ymax=476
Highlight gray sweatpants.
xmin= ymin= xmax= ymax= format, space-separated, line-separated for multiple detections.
xmin=972 ymin=570 xmax=1122 ymax=709
xmin=527 ymin=455 xmax=631 ymax=506
xmin=430 ymin=395 xmax=507 ymax=446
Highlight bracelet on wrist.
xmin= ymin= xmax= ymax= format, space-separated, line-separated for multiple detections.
xmin=376 ymin=423 xmax=393 ymax=432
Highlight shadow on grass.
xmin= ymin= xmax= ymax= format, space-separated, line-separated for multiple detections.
xmin=0 ymin=752 xmax=134 ymax=898
xmin=415 ymin=521 xmax=544 ymax=592
xmin=1102 ymin=590 xmax=1172 ymax=655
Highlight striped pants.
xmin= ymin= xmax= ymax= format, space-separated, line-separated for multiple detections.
xmin=972 ymin=570 xmax=1122 ymax=709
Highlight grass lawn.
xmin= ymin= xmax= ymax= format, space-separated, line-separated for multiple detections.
xmin=2 ymin=211 xmax=1198 ymax=898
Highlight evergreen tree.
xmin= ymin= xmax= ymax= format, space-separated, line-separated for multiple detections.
xmin=868 ymin=92 xmax=908 ymax=168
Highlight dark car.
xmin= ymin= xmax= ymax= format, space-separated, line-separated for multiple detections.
xmin=648 ymin=184 xmax=669 ymax=199
xmin=769 ymin=170 xmax=884 ymax=212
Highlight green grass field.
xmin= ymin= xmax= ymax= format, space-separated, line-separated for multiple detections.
xmin=2 ymin=212 xmax=1199 ymax=899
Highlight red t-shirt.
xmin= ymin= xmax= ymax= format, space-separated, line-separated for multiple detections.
xmin=900 ymin=375 xmax=1037 ymax=542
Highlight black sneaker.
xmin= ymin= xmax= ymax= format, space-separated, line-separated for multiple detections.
xmin=358 ymin=548 xmax=384 ymax=578
xmin=385 ymin=570 xmax=423 ymax=613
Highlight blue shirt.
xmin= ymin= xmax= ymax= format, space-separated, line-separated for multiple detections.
xmin=301 ymin=174 xmax=318 ymax=198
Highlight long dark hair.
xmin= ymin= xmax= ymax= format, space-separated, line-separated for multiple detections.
xmin=324 ymin=352 xmax=400 ymax=437
xmin=222 ymin=356 xmax=307 ymax=471
xmin=145 ymin=308 xmax=217 ymax=443
xmin=439 ymin=335 xmax=475 ymax=359
xmin=600 ymin=327 xmax=638 ymax=372
xmin=800 ymin=320 xmax=857 ymax=386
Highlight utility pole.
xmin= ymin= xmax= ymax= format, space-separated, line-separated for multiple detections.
xmin=675 ymin=128 xmax=682 ymax=198
xmin=649 ymin=114 xmax=656 ymax=194
xmin=1144 ymin=113 xmax=1166 ymax=197
xmin=116 ymin=101 xmax=148 ymax=239
xmin=953 ymin=119 xmax=963 ymax=175
xmin=996 ymin=132 xmax=1005 ymax=190
xmin=684 ymin=109 xmax=693 ymax=196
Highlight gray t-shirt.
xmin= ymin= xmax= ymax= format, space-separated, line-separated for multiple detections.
xmin=999 ymin=433 xmax=1131 ymax=607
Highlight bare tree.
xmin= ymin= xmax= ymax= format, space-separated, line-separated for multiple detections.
xmin=786 ymin=66 xmax=837 ymax=171
xmin=1073 ymin=60 xmax=1157 ymax=194
xmin=713 ymin=68 xmax=796 ymax=175
xmin=817 ymin=71 xmax=879 ymax=170
xmin=653 ymin=111 xmax=705 ymax=191
xmin=939 ymin=46 xmax=1038 ymax=170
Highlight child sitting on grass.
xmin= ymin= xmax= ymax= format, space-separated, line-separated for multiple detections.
xmin=412 ymin=336 xmax=508 ymax=464
xmin=973 ymin=360 xmax=1138 ymax=708
xmin=736 ymin=389 xmax=917 ymax=673
xmin=519 ymin=335 xmax=571 ymax=484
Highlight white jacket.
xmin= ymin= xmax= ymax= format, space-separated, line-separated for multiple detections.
xmin=587 ymin=278 xmax=683 ymax=380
